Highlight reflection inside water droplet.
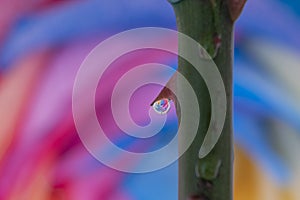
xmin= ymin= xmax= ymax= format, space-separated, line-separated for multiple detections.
xmin=152 ymin=98 xmax=171 ymax=114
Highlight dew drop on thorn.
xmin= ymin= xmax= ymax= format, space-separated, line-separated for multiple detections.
xmin=152 ymin=98 xmax=171 ymax=114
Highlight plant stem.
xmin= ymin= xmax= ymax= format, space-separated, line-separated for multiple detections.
xmin=169 ymin=0 xmax=234 ymax=199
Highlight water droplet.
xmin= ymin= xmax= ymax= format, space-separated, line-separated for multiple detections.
xmin=152 ymin=98 xmax=171 ymax=114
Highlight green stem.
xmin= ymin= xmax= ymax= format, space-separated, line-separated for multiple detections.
xmin=169 ymin=0 xmax=234 ymax=199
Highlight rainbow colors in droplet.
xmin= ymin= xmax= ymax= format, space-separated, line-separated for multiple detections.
xmin=152 ymin=98 xmax=171 ymax=114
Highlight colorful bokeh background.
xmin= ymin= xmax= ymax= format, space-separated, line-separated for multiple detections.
xmin=0 ymin=0 xmax=300 ymax=199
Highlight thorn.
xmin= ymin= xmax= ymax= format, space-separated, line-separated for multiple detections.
xmin=227 ymin=0 xmax=247 ymax=21
xmin=198 ymin=45 xmax=211 ymax=60
xmin=212 ymin=34 xmax=222 ymax=58
xmin=150 ymin=73 xmax=177 ymax=106
xmin=198 ymin=34 xmax=222 ymax=59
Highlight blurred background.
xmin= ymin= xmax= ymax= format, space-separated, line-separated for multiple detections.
xmin=0 ymin=0 xmax=299 ymax=199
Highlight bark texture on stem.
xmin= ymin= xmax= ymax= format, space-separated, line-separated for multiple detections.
xmin=169 ymin=0 xmax=235 ymax=199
